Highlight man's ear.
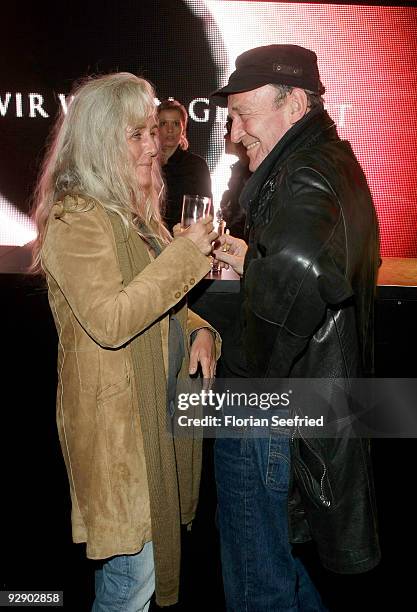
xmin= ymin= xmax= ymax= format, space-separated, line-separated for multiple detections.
xmin=289 ymin=88 xmax=309 ymax=124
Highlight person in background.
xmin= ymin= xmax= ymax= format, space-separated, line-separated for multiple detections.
xmin=158 ymin=98 xmax=212 ymax=232
xmin=219 ymin=116 xmax=251 ymax=239
xmin=31 ymin=72 xmax=220 ymax=612
xmin=211 ymin=44 xmax=380 ymax=610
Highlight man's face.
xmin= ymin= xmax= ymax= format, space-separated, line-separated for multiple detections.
xmin=227 ymin=85 xmax=293 ymax=172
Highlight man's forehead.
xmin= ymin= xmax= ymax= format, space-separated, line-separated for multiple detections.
xmin=228 ymin=85 xmax=274 ymax=112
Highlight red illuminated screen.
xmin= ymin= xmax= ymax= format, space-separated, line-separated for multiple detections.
xmin=207 ymin=1 xmax=417 ymax=257
xmin=1 ymin=1 xmax=416 ymax=258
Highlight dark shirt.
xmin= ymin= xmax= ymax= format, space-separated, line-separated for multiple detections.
xmin=220 ymin=160 xmax=251 ymax=239
xmin=162 ymin=146 xmax=212 ymax=233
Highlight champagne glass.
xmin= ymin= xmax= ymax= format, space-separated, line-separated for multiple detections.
xmin=181 ymin=194 xmax=212 ymax=228
xmin=211 ymin=209 xmax=226 ymax=275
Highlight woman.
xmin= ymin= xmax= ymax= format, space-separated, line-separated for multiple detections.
xmin=157 ymin=98 xmax=212 ymax=232
xmin=31 ymin=73 xmax=220 ymax=611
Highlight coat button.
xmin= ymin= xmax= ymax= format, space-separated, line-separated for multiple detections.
xmin=175 ymin=291 xmax=181 ymax=299
xmin=190 ymin=278 xmax=195 ymax=285
xmin=183 ymin=285 xmax=189 ymax=292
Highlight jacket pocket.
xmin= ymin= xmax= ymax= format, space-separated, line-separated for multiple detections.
xmin=97 ymin=347 xmax=131 ymax=402
xmin=266 ymin=435 xmax=291 ymax=492
xmin=291 ymin=435 xmax=333 ymax=509
xmin=97 ymin=373 xmax=131 ymax=402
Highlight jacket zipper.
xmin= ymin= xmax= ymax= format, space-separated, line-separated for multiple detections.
xmin=292 ymin=428 xmax=331 ymax=508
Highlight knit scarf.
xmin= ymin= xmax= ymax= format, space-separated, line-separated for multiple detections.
xmin=108 ymin=212 xmax=201 ymax=606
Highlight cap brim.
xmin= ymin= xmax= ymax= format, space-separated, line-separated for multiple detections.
xmin=210 ymin=88 xmax=233 ymax=107
xmin=209 ymin=88 xmax=230 ymax=107
xmin=210 ymin=79 xmax=270 ymax=107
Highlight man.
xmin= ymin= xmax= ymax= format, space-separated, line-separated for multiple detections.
xmin=211 ymin=45 xmax=381 ymax=610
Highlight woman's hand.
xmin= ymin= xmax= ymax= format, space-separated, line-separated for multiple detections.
xmin=189 ymin=328 xmax=216 ymax=380
xmin=180 ymin=216 xmax=218 ymax=256
xmin=212 ymin=233 xmax=248 ymax=276
xmin=172 ymin=223 xmax=183 ymax=238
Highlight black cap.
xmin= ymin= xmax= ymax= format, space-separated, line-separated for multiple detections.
xmin=211 ymin=44 xmax=325 ymax=107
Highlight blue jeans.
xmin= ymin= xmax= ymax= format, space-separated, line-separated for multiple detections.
xmin=215 ymin=435 xmax=327 ymax=612
xmin=92 ymin=541 xmax=155 ymax=612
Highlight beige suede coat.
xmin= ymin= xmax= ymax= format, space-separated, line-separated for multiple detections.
xmin=41 ymin=196 xmax=219 ymax=587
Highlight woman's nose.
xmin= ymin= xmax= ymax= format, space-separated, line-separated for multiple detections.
xmin=144 ymin=134 xmax=158 ymax=156
xmin=149 ymin=142 xmax=158 ymax=156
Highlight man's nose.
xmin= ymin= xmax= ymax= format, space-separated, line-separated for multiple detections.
xmin=230 ymin=118 xmax=244 ymax=144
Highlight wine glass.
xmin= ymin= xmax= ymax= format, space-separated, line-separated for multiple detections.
xmin=181 ymin=194 xmax=212 ymax=228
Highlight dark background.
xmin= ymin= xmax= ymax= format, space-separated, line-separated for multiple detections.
xmin=0 ymin=0 xmax=222 ymax=215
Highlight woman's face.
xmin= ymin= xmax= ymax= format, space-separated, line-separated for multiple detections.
xmin=126 ymin=115 xmax=159 ymax=191
xmin=158 ymin=109 xmax=184 ymax=150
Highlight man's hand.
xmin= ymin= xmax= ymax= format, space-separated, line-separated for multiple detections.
xmin=189 ymin=328 xmax=216 ymax=382
xmin=212 ymin=233 xmax=248 ymax=277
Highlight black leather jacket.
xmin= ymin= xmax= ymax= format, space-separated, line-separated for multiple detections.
xmin=234 ymin=107 xmax=381 ymax=574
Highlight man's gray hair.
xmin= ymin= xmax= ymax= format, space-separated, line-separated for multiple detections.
xmin=271 ymin=83 xmax=324 ymax=111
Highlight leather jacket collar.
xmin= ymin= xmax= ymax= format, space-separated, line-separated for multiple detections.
xmin=240 ymin=107 xmax=337 ymax=219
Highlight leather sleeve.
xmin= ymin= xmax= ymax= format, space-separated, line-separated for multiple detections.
xmin=41 ymin=202 xmax=211 ymax=348
xmin=244 ymin=167 xmax=354 ymax=376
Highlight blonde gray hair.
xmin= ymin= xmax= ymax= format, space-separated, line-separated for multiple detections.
xmin=32 ymin=72 xmax=170 ymax=272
